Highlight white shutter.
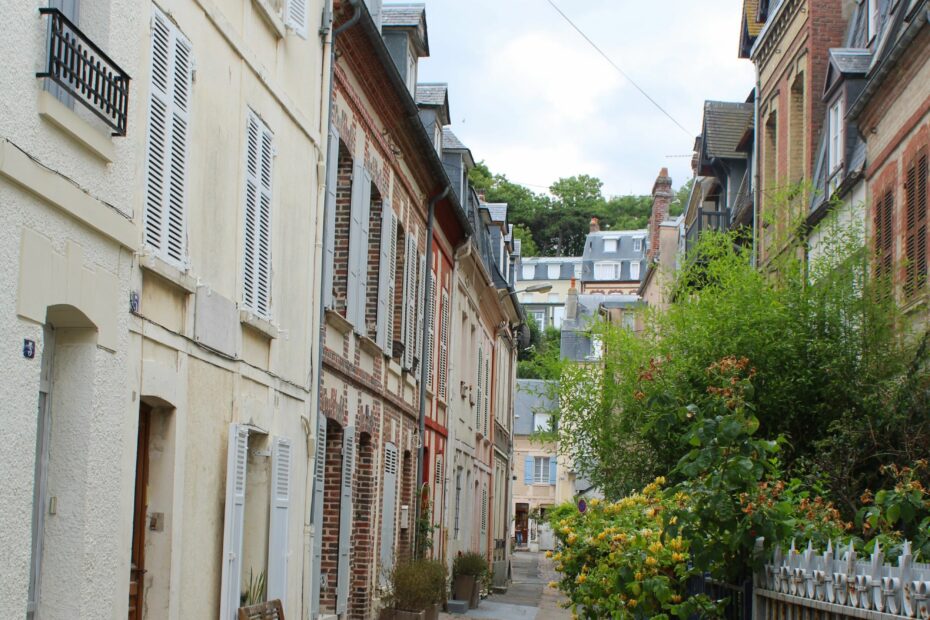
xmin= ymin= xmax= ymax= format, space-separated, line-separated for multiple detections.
xmin=285 ymin=0 xmax=308 ymax=38
xmin=322 ymin=128 xmax=340 ymax=309
xmin=243 ymin=112 xmax=273 ymax=318
xmin=346 ymin=162 xmax=364 ymax=328
xmin=379 ymin=443 xmax=399 ymax=587
xmin=402 ymin=235 xmax=417 ymax=369
xmin=426 ymin=275 xmax=436 ymax=391
xmin=386 ymin=214 xmax=398 ymax=354
xmin=439 ymin=289 xmax=450 ymax=401
xmin=484 ymin=354 xmax=490 ymax=436
xmin=336 ymin=426 xmax=356 ymax=614
xmin=219 ymin=424 xmax=249 ymax=620
xmin=415 ymin=252 xmax=426 ymax=375
xmin=356 ymin=176 xmax=372 ymax=334
xmin=267 ymin=437 xmax=292 ymax=605
xmin=476 ymin=347 xmax=483 ymax=431
xmin=376 ymin=203 xmax=396 ymax=351
xmin=309 ymin=415 xmax=327 ymax=617
xmin=145 ymin=8 xmax=191 ymax=269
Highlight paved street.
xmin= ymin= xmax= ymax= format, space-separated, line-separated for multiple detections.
xmin=442 ymin=552 xmax=571 ymax=620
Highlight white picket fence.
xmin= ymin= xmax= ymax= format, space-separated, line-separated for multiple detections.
xmin=754 ymin=539 xmax=930 ymax=619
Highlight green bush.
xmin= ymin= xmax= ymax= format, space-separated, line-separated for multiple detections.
xmin=386 ymin=560 xmax=447 ymax=611
xmin=452 ymin=552 xmax=488 ymax=579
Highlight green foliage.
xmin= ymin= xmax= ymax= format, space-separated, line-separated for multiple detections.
xmin=452 ymin=552 xmax=489 ymax=578
xmin=415 ymin=486 xmax=434 ymax=560
xmin=671 ymin=179 xmax=692 ymax=217
xmin=517 ymin=325 xmax=562 ymax=380
xmin=386 ymin=560 xmax=448 ymax=611
xmin=512 ymin=224 xmax=539 ymax=256
xmin=856 ymin=461 xmax=930 ymax=559
xmin=240 ymin=568 xmax=266 ymax=606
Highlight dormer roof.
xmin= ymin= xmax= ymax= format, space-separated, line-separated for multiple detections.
xmin=824 ymin=48 xmax=871 ymax=97
xmin=442 ymin=127 xmax=474 ymax=168
xmin=701 ymin=101 xmax=753 ymax=167
xmin=382 ymin=3 xmax=429 ymax=56
xmin=415 ymin=83 xmax=450 ymax=125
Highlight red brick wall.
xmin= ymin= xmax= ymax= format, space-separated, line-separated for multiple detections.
xmin=320 ymin=423 xmax=345 ymax=613
xmin=350 ymin=433 xmax=374 ymax=619
xmin=333 ymin=144 xmax=354 ymax=316
xmin=365 ymin=189 xmax=383 ymax=337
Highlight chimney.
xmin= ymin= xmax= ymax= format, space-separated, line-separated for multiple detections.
xmin=565 ymin=277 xmax=579 ymax=321
xmin=589 ymin=217 xmax=600 ymax=233
xmin=647 ymin=168 xmax=674 ymax=262
xmin=478 ymin=192 xmax=486 ymax=203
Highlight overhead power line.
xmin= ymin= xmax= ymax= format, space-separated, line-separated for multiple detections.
xmin=544 ymin=0 xmax=693 ymax=137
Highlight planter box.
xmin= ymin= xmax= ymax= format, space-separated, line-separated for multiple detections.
xmin=453 ymin=574 xmax=480 ymax=609
xmin=424 ymin=603 xmax=441 ymax=620
xmin=378 ymin=609 xmax=426 ymax=620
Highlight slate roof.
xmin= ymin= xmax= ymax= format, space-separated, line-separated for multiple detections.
xmin=415 ymin=83 xmax=447 ymax=107
xmin=442 ymin=127 xmax=468 ymax=151
xmin=560 ymin=294 xmax=641 ymax=362
xmin=486 ymin=203 xmax=507 ymax=224
xmin=519 ymin=257 xmax=582 ymax=281
xmin=830 ymin=48 xmax=872 ymax=75
xmin=381 ymin=3 xmax=425 ymax=27
xmin=702 ymin=101 xmax=754 ymax=161
xmin=514 ymin=380 xmax=558 ymax=436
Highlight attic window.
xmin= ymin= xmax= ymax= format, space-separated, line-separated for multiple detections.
xmin=522 ymin=265 xmax=535 ymax=280
xmin=633 ymin=238 xmax=643 ymax=252
xmin=828 ymin=97 xmax=844 ymax=174
xmin=603 ymin=238 xmax=618 ymax=253
xmin=547 ymin=264 xmax=560 ymax=279
xmin=867 ymin=0 xmax=878 ymax=42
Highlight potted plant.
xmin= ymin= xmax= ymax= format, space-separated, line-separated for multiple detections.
xmin=380 ymin=560 xmax=446 ymax=620
xmin=452 ymin=552 xmax=487 ymax=609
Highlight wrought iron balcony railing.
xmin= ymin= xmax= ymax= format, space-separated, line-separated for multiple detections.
xmin=685 ymin=207 xmax=731 ymax=255
xmin=38 ymin=8 xmax=130 ymax=136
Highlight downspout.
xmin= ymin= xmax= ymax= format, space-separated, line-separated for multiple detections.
xmin=751 ymin=62 xmax=761 ymax=268
xmin=308 ymin=0 xmax=361 ymax=618
xmin=415 ymin=185 xmax=452 ymax=555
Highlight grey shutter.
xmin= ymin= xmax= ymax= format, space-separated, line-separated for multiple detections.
xmin=386 ymin=214 xmax=398 ymax=354
xmin=484 ymin=356 xmax=490 ymax=436
xmin=219 ymin=424 xmax=249 ymax=620
xmin=439 ymin=290 xmax=450 ymax=401
xmin=356 ymin=176 xmax=372 ymax=334
xmin=346 ymin=161 xmax=364 ymax=327
xmin=376 ymin=202 xmax=395 ymax=350
xmin=243 ymin=112 xmax=274 ymax=318
xmin=309 ymin=414 xmax=327 ymax=617
xmin=476 ymin=347 xmax=483 ymax=430
xmin=402 ymin=234 xmax=417 ymax=369
xmin=336 ymin=426 xmax=356 ymax=614
xmin=415 ymin=253 xmax=426 ymax=374
xmin=286 ymin=0 xmax=308 ymax=38
xmin=322 ymin=127 xmax=339 ymax=309
xmin=426 ymin=275 xmax=436 ymax=391
xmin=145 ymin=7 xmax=191 ymax=269
xmin=378 ymin=443 xmax=399 ymax=587
xmin=267 ymin=437 xmax=291 ymax=604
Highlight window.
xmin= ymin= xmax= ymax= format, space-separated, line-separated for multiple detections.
xmin=242 ymin=111 xmax=274 ymax=318
xmin=828 ymin=98 xmax=843 ymax=173
xmin=904 ymin=149 xmax=929 ymax=297
xmin=591 ymin=335 xmax=603 ymax=360
xmin=453 ymin=470 xmax=462 ymax=539
xmin=547 ymin=264 xmax=560 ymax=279
xmin=867 ymin=0 xmax=878 ymax=42
xmin=285 ymin=0 xmax=308 ymax=37
xmin=530 ymin=311 xmax=545 ymax=328
xmin=533 ymin=457 xmax=552 ymax=484
xmin=603 ymin=238 xmax=618 ymax=252
xmin=630 ymin=261 xmax=641 ymax=280
xmin=522 ymin=264 xmax=535 ymax=280
xmin=633 ymin=238 xmax=643 ymax=252
xmin=552 ymin=306 xmax=565 ymax=329
xmin=574 ymin=263 xmax=583 ymax=280
xmin=593 ymin=262 xmax=618 ymax=280
xmin=533 ymin=413 xmax=550 ymax=432
xmin=144 ymin=8 xmax=192 ymax=269
xmin=874 ymin=187 xmax=895 ymax=285
xmin=405 ymin=47 xmax=417 ymax=96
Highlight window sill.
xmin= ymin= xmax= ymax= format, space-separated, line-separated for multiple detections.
xmin=140 ymin=253 xmax=197 ymax=294
xmin=325 ymin=308 xmax=353 ymax=335
xmin=902 ymin=295 xmax=926 ymax=316
xmin=358 ymin=334 xmax=382 ymax=356
xmin=251 ymin=0 xmax=286 ymax=39
xmin=38 ymin=90 xmax=115 ymax=163
xmin=240 ymin=310 xmax=278 ymax=339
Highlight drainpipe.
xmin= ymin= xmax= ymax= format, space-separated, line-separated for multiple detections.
xmin=307 ymin=0 xmax=361 ymax=618
xmin=751 ymin=62 xmax=761 ymax=268
xmin=415 ymin=185 xmax=452 ymax=556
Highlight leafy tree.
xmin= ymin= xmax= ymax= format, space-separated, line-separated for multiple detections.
xmin=670 ymin=178 xmax=692 ymax=217
xmin=518 ymin=324 xmax=562 ymax=380
xmin=511 ymin=224 xmax=538 ymax=257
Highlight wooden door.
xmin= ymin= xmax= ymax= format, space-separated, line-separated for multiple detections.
xmin=129 ymin=404 xmax=151 ymax=620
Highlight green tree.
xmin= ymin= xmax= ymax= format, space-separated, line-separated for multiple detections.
xmin=518 ymin=325 xmax=562 ymax=380
xmin=670 ymin=178 xmax=692 ymax=217
xmin=511 ymin=224 xmax=538 ymax=256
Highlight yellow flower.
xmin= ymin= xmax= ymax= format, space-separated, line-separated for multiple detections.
xmin=634 ymin=572 xmax=643 ymax=581
xmin=545 ymin=551 xmax=553 ymax=558
xmin=669 ymin=516 xmax=678 ymax=525
xmin=645 ymin=507 xmax=656 ymax=518
xmin=672 ymin=552 xmax=685 ymax=563
xmin=548 ymin=581 xmax=558 ymax=589
xmin=576 ymin=574 xmax=587 ymax=584
xmin=655 ymin=476 xmax=667 ymax=486
xmin=671 ymin=594 xmax=682 ymax=603
xmin=645 ymin=556 xmax=658 ymax=567
xmin=648 ymin=541 xmax=663 ymax=554
xmin=597 ymin=531 xmax=607 ymax=541
xmin=628 ymin=599 xmax=638 ymax=608
xmin=567 ymin=533 xmax=577 ymax=545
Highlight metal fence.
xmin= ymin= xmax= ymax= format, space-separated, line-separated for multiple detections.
xmin=687 ymin=574 xmax=753 ymax=620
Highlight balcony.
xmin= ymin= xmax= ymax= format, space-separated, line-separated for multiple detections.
xmin=684 ymin=207 xmax=730 ymax=255
xmin=38 ymin=8 xmax=130 ymax=136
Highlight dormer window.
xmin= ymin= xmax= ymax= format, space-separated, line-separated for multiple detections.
xmin=633 ymin=238 xmax=643 ymax=252
xmin=547 ymin=264 xmax=560 ymax=279
xmin=603 ymin=238 xmax=618 ymax=253
xmin=406 ymin=50 xmax=417 ymax=96
xmin=867 ymin=0 xmax=878 ymax=43
xmin=522 ymin=265 xmax=535 ymax=280
xmin=828 ymin=97 xmax=844 ymax=175
xmin=630 ymin=261 xmax=641 ymax=280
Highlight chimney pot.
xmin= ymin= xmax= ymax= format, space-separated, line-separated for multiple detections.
xmin=589 ymin=217 xmax=600 ymax=233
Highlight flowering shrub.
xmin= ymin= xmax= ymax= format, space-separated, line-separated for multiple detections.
xmin=548 ymin=481 xmax=719 ymax=619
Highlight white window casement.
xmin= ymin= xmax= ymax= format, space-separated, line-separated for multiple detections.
xmin=530 ymin=311 xmax=545 ymax=328
xmin=867 ymin=0 xmax=878 ymax=42
xmin=552 ymin=306 xmax=565 ymax=329
xmin=633 ymin=237 xmax=643 ymax=252
xmin=630 ymin=261 xmax=641 ymax=280
xmin=574 ymin=263 xmax=583 ymax=280
xmin=533 ymin=456 xmax=552 ymax=484
xmin=242 ymin=111 xmax=274 ymax=319
xmin=828 ymin=98 xmax=844 ymax=174
xmin=522 ymin=264 xmax=535 ymax=281
xmin=593 ymin=262 xmax=618 ymax=281
xmin=547 ymin=264 xmax=560 ymax=279
xmin=144 ymin=7 xmax=192 ymax=269
xmin=603 ymin=238 xmax=618 ymax=253
xmin=533 ymin=413 xmax=550 ymax=432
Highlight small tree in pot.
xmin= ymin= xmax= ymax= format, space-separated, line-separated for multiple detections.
xmin=452 ymin=552 xmax=487 ymax=609
xmin=380 ymin=560 xmax=447 ymax=620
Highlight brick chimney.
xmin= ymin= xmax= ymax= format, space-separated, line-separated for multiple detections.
xmin=647 ymin=168 xmax=674 ymax=262
xmin=589 ymin=217 xmax=600 ymax=233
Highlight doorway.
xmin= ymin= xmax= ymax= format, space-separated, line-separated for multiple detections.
xmin=129 ymin=403 xmax=152 ymax=620
xmin=514 ymin=503 xmax=529 ymax=549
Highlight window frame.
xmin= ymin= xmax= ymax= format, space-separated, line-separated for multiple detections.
xmin=522 ymin=264 xmax=535 ymax=281
xmin=603 ymin=238 xmax=618 ymax=253
xmin=532 ymin=456 xmax=551 ymax=484
xmin=547 ymin=264 xmax=560 ymax=279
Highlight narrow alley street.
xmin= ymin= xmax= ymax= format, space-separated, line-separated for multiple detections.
xmin=442 ymin=552 xmax=571 ymax=620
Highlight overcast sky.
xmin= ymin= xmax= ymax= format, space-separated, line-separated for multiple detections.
xmin=416 ymin=0 xmax=755 ymax=197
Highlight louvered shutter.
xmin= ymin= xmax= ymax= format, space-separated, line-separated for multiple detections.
xmin=549 ymin=458 xmax=557 ymax=485
xmin=322 ymin=127 xmax=340 ymax=309
xmin=357 ymin=176 xmax=372 ymax=334
xmin=906 ymin=151 xmax=929 ymax=296
xmin=415 ymin=253 xmax=426 ymax=374
xmin=267 ymin=437 xmax=291 ymax=604
xmin=484 ymin=356 xmax=490 ymax=436
xmin=386 ymin=214 xmax=398 ymax=354
xmin=346 ymin=161 xmax=364 ymax=327
xmin=439 ymin=290 xmax=450 ymax=401
xmin=481 ymin=486 xmax=488 ymax=533
xmin=145 ymin=8 xmax=191 ymax=269
xmin=336 ymin=426 xmax=356 ymax=614
xmin=524 ymin=456 xmax=533 ymax=485
xmin=286 ymin=0 xmax=308 ymax=38
xmin=476 ymin=347 xmax=483 ymax=431
xmin=377 ymin=204 xmax=396 ymax=351
xmin=243 ymin=112 xmax=274 ymax=318
xmin=875 ymin=189 xmax=894 ymax=284
xmin=219 ymin=424 xmax=249 ymax=620
xmin=379 ymin=443 xmax=399 ymax=587
xmin=309 ymin=414 xmax=327 ymax=617
xmin=403 ymin=235 xmax=418 ymax=369
xmin=426 ymin=275 xmax=436 ymax=390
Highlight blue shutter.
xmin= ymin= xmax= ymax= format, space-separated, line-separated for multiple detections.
xmin=346 ymin=161 xmax=364 ymax=327
xmin=322 ymin=127 xmax=339 ymax=309
xmin=524 ymin=456 xmax=533 ymax=485
xmin=310 ymin=414 xmax=327 ymax=617
xmin=549 ymin=458 xmax=557 ymax=485
xmin=379 ymin=443 xmax=399 ymax=587
xmin=336 ymin=426 xmax=356 ymax=614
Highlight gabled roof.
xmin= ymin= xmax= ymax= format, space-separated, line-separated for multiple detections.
xmin=824 ymin=48 xmax=872 ymax=97
xmin=415 ymin=82 xmax=450 ymax=125
xmin=441 ymin=127 xmax=468 ymax=151
xmin=485 ymin=203 xmax=508 ymax=224
xmin=702 ymin=101 xmax=753 ymax=162
xmin=381 ymin=3 xmax=429 ymax=55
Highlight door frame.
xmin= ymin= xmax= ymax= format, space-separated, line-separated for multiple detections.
xmin=129 ymin=403 xmax=152 ymax=620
